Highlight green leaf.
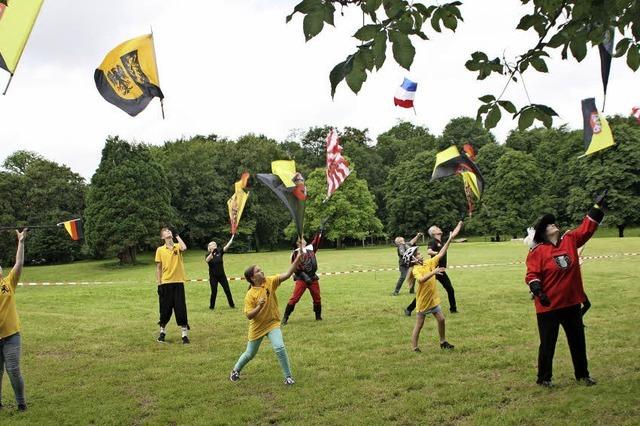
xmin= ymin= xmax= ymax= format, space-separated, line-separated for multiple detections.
xmin=569 ymin=37 xmax=587 ymax=62
xmin=533 ymin=104 xmax=558 ymax=117
xmin=329 ymin=56 xmax=354 ymax=98
xmin=498 ymin=100 xmax=517 ymax=114
xmin=485 ymin=105 xmax=502 ymax=129
xmin=303 ymin=11 xmax=324 ymax=41
xmin=323 ymin=2 xmax=335 ymax=26
xmin=518 ymin=107 xmax=536 ymax=130
xmin=516 ymin=14 xmax=535 ymax=31
xmin=383 ymin=0 xmax=404 ymax=19
xmin=354 ymin=24 xmax=382 ymax=41
xmin=412 ymin=10 xmax=423 ymax=30
xmin=373 ymin=31 xmax=387 ymax=69
xmin=530 ymin=57 xmax=548 ymax=72
xmin=547 ymin=32 xmax=566 ymax=49
xmin=478 ymin=95 xmax=495 ymax=103
xmin=537 ymin=109 xmax=553 ymax=128
xmin=345 ymin=64 xmax=367 ymax=94
xmin=614 ymin=38 xmax=631 ymax=58
xmin=627 ymin=45 xmax=640 ymax=71
xmin=389 ymin=31 xmax=415 ymax=69
xmin=397 ymin=14 xmax=414 ymax=32
xmin=442 ymin=15 xmax=458 ymax=32
xmin=363 ymin=0 xmax=383 ymax=13
xmin=293 ymin=0 xmax=323 ymax=14
xmin=430 ymin=9 xmax=442 ymax=32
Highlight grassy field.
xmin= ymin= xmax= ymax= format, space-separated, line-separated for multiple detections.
xmin=1 ymin=237 xmax=639 ymax=425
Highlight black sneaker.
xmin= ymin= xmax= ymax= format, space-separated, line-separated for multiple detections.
xmin=281 ymin=317 xmax=289 ymax=326
xmin=450 ymin=308 xmax=458 ymax=313
xmin=404 ymin=308 xmax=412 ymax=317
xmin=229 ymin=370 xmax=240 ymax=382
xmin=17 ymin=404 xmax=27 ymax=412
xmin=182 ymin=336 xmax=190 ymax=344
xmin=577 ymin=377 xmax=597 ymax=386
xmin=157 ymin=332 xmax=166 ymax=343
xmin=284 ymin=376 xmax=295 ymax=386
xmin=440 ymin=341 xmax=455 ymax=350
xmin=537 ymin=380 xmax=554 ymax=388
xmin=413 ymin=347 xmax=421 ymax=353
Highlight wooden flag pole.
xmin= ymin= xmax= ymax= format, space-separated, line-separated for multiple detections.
xmin=150 ymin=26 xmax=165 ymax=120
xmin=2 ymin=73 xmax=13 ymax=95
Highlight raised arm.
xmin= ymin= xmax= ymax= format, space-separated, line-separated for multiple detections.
xmin=417 ymin=266 xmax=445 ymax=284
xmin=408 ymin=232 xmax=423 ymax=246
xmin=11 ymin=229 xmax=27 ymax=281
xmin=223 ymin=234 xmax=234 ymax=252
xmin=433 ymin=222 xmax=462 ymax=261
xmin=279 ymin=251 xmax=302 ymax=283
xmin=176 ymin=234 xmax=187 ymax=252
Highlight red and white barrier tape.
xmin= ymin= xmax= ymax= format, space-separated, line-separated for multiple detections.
xmin=17 ymin=252 xmax=638 ymax=287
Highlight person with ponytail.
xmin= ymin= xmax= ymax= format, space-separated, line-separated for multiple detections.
xmin=229 ymin=248 xmax=302 ymax=385
xmin=525 ymin=190 xmax=607 ymax=388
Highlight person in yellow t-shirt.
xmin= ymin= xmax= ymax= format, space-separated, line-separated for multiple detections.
xmin=230 ymin=249 xmax=302 ymax=386
xmin=0 ymin=228 xmax=28 ymax=411
xmin=154 ymin=227 xmax=190 ymax=344
xmin=408 ymin=221 xmax=462 ymax=352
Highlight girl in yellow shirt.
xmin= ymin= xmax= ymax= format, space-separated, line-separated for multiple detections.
xmin=230 ymin=251 xmax=301 ymax=385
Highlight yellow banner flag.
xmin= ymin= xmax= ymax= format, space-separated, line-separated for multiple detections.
xmin=94 ymin=34 xmax=164 ymax=116
xmin=271 ymin=160 xmax=297 ymax=188
xmin=0 ymin=0 xmax=44 ymax=75
xmin=227 ymin=172 xmax=250 ymax=234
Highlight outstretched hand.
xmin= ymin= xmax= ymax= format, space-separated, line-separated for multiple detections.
xmin=594 ymin=189 xmax=608 ymax=209
xmin=450 ymin=221 xmax=463 ymax=239
xmin=16 ymin=228 xmax=28 ymax=242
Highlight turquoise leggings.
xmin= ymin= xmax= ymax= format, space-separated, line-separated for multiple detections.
xmin=233 ymin=327 xmax=292 ymax=378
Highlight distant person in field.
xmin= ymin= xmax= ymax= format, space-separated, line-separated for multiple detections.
xmin=525 ymin=191 xmax=606 ymax=388
xmin=0 ymin=229 xmax=28 ymax=411
xmin=230 ymin=250 xmax=302 ymax=385
xmin=155 ymin=228 xmax=190 ymax=344
xmin=408 ymin=221 xmax=462 ymax=352
xmin=206 ymin=235 xmax=235 ymax=310
xmin=392 ymin=232 xmax=422 ymax=295
xmin=282 ymin=227 xmax=325 ymax=325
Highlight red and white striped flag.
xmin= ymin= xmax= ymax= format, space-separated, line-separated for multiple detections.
xmin=325 ymin=128 xmax=351 ymax=199
xmin=632 ymin=106 xmax=640 ymax=124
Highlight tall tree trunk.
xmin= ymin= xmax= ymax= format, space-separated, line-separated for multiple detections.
xmin=618 ymin=224 xmax=625 ymax=238
xmin=118 ymin=246 xmax=135 ymax=265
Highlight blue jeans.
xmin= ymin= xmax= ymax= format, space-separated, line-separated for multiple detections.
xmin=233 ymin=328 xmax=292 ymax=378
xmin=0 ymin=333 xmax=25 ymax=406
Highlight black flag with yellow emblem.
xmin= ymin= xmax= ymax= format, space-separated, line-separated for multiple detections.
xmin=94 ymin=34 xmax=164 ymax=116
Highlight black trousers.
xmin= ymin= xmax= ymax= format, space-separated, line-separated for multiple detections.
xmin=210 ymin=275 xmax=235 ymax=309
xmin=536 ymin=304 xmax=589 ymax=382
xmin=406 ymin=272 xmax=457 ymax=312
xmin=157 ymin=283 xmax=189 ymax=328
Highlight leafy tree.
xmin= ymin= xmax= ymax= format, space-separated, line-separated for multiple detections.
xmin=84 ymin=137 xmax=174 ymax=264
xmin=376 ymin=121 xmax=437 ymax=164
xmin=287 ymin=168 xmax=383 ymax=248
xmin=287 ymin=0 xmax=639 ymax=130
xmin=438 ymin=117 xmax=496 ymax=151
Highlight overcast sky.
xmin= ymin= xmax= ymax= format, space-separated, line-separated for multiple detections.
xmin=0 ymin=0 xmax=637 ymax=179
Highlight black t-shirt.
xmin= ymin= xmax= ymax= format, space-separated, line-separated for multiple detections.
xmin=429 ymin=239 xmax=447 ymax=267
xmin=206 ymin=250 xmax=225 ymax=277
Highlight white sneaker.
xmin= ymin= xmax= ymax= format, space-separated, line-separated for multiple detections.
xmin=284 ymin=376 xmax=295 ymax=386
xmin=229 ymin=370 xmax=240 ymax=382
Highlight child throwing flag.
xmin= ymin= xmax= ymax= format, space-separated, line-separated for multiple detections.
xmin=230 ymin=249 xmax=302 ymax=385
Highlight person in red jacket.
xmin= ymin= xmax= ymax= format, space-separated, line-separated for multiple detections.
xmin=525 ymin=191 xmax=606 ymax=388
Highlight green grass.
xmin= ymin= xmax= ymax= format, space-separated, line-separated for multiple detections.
xmin=2 ymin=237 xmax=639 ymax=425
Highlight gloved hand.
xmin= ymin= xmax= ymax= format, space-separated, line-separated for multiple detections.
xmin=594 ymin=189 xmax=608 ymax=209
xmin=298 ymin=271 xmax=313 ymax=286
xmin=529 ymin=280 xmax=551 ymax=307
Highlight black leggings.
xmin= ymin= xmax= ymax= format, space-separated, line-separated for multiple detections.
xmin=406 ymin=272 xmax=457 ymax=312
xmin=210 ymin=275 xmax=235 ymax=309
xmin=158 ymin=283 xmax=189 ymax=328
xmin=536 ymin=304 xmax=589 ymax=382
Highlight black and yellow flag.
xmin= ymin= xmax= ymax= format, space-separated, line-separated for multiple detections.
xmin=94 ymin=34 xmax=164 ymax=116
xmin=580 ymin=98 xmax=615 ymax=157
xmin=431 ymin=145 xmax=485 ymax=214
xmin=0 ymin=0 xmax=44 ymax=91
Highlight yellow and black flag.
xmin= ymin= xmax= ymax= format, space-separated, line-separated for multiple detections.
xmin=580 ymin=98 xmax=615 ymax=157
xmin=0 ymin=0 xmax=45 ymax=94
xmin=94 ymin=34 xmax=164 ymax=117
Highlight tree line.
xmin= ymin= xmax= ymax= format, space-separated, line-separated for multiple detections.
xmin=1 ymin=115 xmax=638 ymax=265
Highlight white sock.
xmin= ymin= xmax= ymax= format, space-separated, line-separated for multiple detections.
xmin=160 ymin=326 xmax=166 ymax=334
xmin=181 ymin=327 xmax=188 ymax=338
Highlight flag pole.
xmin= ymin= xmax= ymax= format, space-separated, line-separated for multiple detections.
xmin=412 ymin=106 xmax=417 ymax=116
xmin=602 ymin=93 xmax=607 ymax=113
xmin=2 ymin=73 xmax=13 ymax=96
xmin=150 ymin=25 xmax=165 ymax=120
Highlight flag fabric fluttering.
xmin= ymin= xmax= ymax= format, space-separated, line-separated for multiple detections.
xmin=61 ymin=219 xmax=83 ymax=241
xmin=431 ymin=145 xmax=485 ymax=215
xmin=325 ymin=128 xmax=351 ymax=200
xmin=631 ymin=107 xmax=640 ymax=124
xmin=227 ymin=172 xmax=250 ymax=235
xmin=580 ymin=98 xmax=615 ymax=157
xmin=94 ymin=34 xmax=164 ymax=117
xmin=257 ymin=160 xmax=306 ymax=237
xmin=0 ymin=0 xmax=45 ymax=94
xmin=393 ymin=78 xmax=417 ymax=109
xmin=598 ymin=28 xmax=614 ymax=109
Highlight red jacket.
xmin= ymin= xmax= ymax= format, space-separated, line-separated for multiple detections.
xmin=525 ymin=215 xmax=599 ymax=314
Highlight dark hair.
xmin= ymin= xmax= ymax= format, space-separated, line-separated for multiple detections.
xmin=244 ymin=265 xmax=256 ymax=289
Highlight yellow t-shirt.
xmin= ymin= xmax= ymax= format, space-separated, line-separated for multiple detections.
xmin=244 ymin=275 xmax=282 ymax=341
xmin=412 ymin=257 xmax=441 ymax=312
xmin=0 ymin=270 xmax=20 ymax=339
xmin=155 ymin=244 xmax=186 ymax=284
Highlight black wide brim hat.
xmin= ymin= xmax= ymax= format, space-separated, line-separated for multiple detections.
xmin=534 ymin=213 xmax=556 ymax=244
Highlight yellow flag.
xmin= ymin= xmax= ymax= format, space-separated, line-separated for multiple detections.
xmin=580 ymin=98 xmax=615 ymax=157
xmin=271 ymin=160 xmax=297 ymax=188
xmin=461 ymin=171 xmax=481 ymax=200
xmin=227 ymin=172 xmax=250 ymax=234
xmin=94 ymin=34 xmax=163 ymax=116
xmin=0 ymin=0 xmax=44 ymax=74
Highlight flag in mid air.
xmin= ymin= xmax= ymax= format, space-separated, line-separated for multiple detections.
xmin=94 ymin=34 xmax=164 ymax=116
xmin=227 ymin=172 xmax=250 ymax=235
xmin=631 ymin=107 xmax=640 ymax=124
xmin=61 ymin=219 xmax=83 ymax=241
xmin=431 ymin=145 xmax=485 ymax=215
xmin=325 ymin=129 xmax=351 ymax=199
xmin=257 ymin=161 xmax=306 ymax=238
xmin=598 ymin=28 xmax=614 ymax=100
xmin=580 ymin=98 xmax=615 ymax=157
xmin=393 ymin=78 xmax=417 ymax=109
xmin=0 ymin=0 xmax=45 ymax=91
